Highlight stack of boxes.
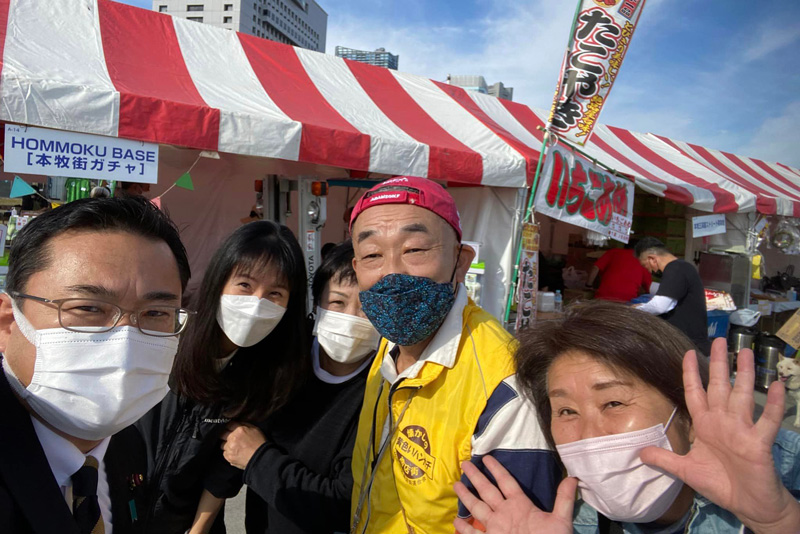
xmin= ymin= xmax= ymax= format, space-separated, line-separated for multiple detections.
xmin=632 ymin=194 xmax=687 ymax=255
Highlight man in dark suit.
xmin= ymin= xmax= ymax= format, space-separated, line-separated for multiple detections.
xmin=0 ymin=196 xmax=192 ymax=533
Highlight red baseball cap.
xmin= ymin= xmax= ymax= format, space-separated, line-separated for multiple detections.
xmin=349 ymin=176 xmax=462 ymax=241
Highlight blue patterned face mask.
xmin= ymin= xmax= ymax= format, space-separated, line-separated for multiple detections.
xmin=359 ymin=273 xmax=456 ymax=346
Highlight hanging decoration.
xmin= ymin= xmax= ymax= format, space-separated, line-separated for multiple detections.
xmin=9 ymin=176 xmax=36 ymax=198
xmin=175 ymin=172 xmax=194 ymax=191
xmin=771 ymin=219 xmax=800 ymax=255
xmin=514 ymin=223 xmax=540 ymax=332
xmin=150 ymin=154 xmax=203 ymax=208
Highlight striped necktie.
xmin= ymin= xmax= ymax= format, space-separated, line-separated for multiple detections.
xmin=71 ymin=455 xmax=105 ymax=534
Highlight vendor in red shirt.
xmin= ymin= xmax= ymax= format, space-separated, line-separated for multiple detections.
xmin=585 ymin=244 xmax=652 ymax=302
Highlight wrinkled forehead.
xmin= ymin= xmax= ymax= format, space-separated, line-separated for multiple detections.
xmin=352 ymin=204 xmax=456 ymax=244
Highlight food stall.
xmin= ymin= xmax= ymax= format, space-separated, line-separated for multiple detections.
xmin=1 ymin=0 xmax=798 ymax=331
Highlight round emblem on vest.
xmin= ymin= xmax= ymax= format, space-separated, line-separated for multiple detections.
xmin=394 ymin=425 xmax=437 ymax=485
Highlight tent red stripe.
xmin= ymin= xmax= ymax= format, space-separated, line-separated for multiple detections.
xmin=346 ymin=60 xmax=482 ymax=184
xmin=609 ymin=127 xmax=739 ymax=212
xmin=657 ymin=137 xmax=778 ymax=215
xmin=696 ymin=145 xmax=800 ymax=203
xmin=0 ymin=0 xmax=11 ymax=77
xmin=750 ymin=158 xmax=800 ymax=201
xmin=776 ymin=162 xmax=800 ymax=178
xmin=719 ymin=151 xmax=800 ymax=218
xmin=238 ymin=34 xmax=370 ymax=171
xmin=433 ymin=81 xmax=537 ymax=185
xmin=588 ymin=134 xmax=696 ymax=207
xmin=498 ymin=100 xmax=546 ymax=146
xmin=98 ymin=0 xmax=219 ymax=149
xmin=748 ymin=159 xmax=800 ymax=217
xmin=719 ymin=150 xmax=799 ymax=199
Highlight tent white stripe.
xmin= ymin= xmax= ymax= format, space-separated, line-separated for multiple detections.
xmin=391 ymin=71 xmax=527 ymax=187
xmin=295 ymin=49 xmax=429 ymax=178
xmin=0 ymin=0 xmax=119 ymax=137
xmin=633 ymin=132 xmax=756 ymax=212
xmin=468 ymin=91 xmax=542 ymax=152
xmin=679 ymin=142 xmax=799 ymax=216
xmin=1 ymin=0 xmax=798 ymax=207
xmin=590 ymin=127 xmax=720 ymax=212
xmin=729 ymin=153 xmax=800 ymax=201
xmin=704 ymin=146 xmax=799 ymax=202
xmin=765 ymin=161 xmax=800 ymax=185
xmin=723 ymin=154 xmax=800 ymax=216
xmin=172 ymin=17 xmax=302 ymax=161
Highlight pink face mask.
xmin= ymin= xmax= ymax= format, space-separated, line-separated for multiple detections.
xmin=555 ymin=408 xmax=683 ymax=523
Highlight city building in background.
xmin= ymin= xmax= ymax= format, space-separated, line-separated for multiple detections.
xmin=488 ymin=81 xmax=513 ymax=101
xmin=153 ymin=0 xmax=327 ymax=52
xmin=448 ymin=75 xmax=514 ymax=101
xmin=334 ymin=46 xmax=399 ymax=70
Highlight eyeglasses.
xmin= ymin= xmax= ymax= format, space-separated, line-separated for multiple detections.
xmin=10 ymin=291 xmax=196 ymax=337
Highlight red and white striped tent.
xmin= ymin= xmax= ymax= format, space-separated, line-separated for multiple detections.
xmin=1 ymin=0 xmax=798 ymax=316
xmin=1 ymin=0 xmax=798 ymax=216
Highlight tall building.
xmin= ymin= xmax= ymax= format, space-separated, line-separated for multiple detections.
xmin=335 ymin=46 xmax=399 ymax=70
xmin=153 ymin=0 xmax=327 ymax=52
xmin=448 ymin=75 xmax=514 ymax=101
xmin=448 ymin=75 xmax=488 ymax=94
xmin=488 ymin=81 xmax=514 ymax=101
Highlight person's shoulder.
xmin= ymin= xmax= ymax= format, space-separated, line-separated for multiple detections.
xmin=463 ymin=302 xmax=515 ymax=352
xmin=663 ymin=259 xmax=694 ymax=279
xmin=608 ymin=247 xmax=627 ymax=257
xmin=458 ymin=303 xmax=517 ymax=381
xmin=673 ymin=259 xmax=696 ymax=271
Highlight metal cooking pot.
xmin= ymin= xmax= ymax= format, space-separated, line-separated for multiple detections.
xmin=755 ymin=334 xmax=786 ymax=390
xmin=729 ymin=326 xmax=758 ymax=354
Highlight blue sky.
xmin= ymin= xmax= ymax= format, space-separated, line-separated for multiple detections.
xmin=119 ymin=0 xmax=800 ymax=167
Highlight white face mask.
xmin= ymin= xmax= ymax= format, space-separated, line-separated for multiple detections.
xmin=4 ymin=300 xmax=177 ymax=441
xmin=217 ymin=294 xmax=286 ymax=348
xmin=555 ymin=408 xmax=683 ymax=523
xmin=313 ymin=306 xmax=380 ymax=364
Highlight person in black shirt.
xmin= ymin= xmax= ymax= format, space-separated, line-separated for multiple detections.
xmin=634 ymin=237 xmax=711 ymax=356
xmin=136 ymin=221 xmax=310 ymax=534
xmin=220 ymin=241 xmax=380 ymax=534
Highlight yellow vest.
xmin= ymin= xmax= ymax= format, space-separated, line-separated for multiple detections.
xmin=350 ymin=300 xmax=517 ymax=534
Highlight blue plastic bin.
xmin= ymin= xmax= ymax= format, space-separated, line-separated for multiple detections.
xmin=707 ymin=310 xmax=731 ymax=340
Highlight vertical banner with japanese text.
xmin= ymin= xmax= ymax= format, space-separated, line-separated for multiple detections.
xmin=534 ymin=144 xmax=634 ymax=243
xmin=515 ymin=223 xmax=540 ymax=332
xmin=548 ymin=0 xmax=647 ymax=146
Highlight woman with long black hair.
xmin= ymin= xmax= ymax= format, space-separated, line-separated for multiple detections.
xmin=137 ymin=220 xmax=310 ymax=534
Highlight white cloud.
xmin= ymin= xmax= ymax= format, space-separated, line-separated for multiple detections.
xmin=326 ymin=0 xmax=574 ymax=107
xmin=741 ymin=25 xmax=800 ymax=63
xmin=737 ymin=100 xmax=800 ymax=168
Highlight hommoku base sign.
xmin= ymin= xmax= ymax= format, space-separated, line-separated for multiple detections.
xmin=4 ymin=125 xmax=159 ymax=184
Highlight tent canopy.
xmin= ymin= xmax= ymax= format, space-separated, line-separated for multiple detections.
xmin=0 ymin=0 xmax=798 ymax=215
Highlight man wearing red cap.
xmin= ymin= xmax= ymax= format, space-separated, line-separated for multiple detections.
xmin=348 ymin=177 xmax=559 ymax=534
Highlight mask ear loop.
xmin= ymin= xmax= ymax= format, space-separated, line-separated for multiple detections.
xmin=9 ymin=297 xmax=38 ymax=345
xmin=664 ymin=406 xmax=679 ymax=432
xmin=449 ymin=244 xmax=464 ymax=293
